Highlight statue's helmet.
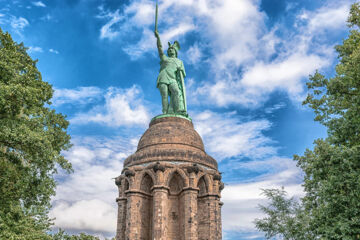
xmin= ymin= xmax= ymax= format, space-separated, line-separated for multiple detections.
xmin=167 ymin=41 xmax=180 ymax=57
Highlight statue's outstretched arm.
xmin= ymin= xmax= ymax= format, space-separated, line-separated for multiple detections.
xmin=154 ymin=31 xmax=164 ymax=58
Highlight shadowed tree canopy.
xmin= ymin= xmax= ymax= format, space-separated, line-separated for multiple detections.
xmin=255 ymin=2 xmax=360 ymax=239
xmin=0 ymin=27 xmax=72 ymax=239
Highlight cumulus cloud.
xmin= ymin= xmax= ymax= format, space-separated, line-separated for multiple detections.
xmin=190 ymin=1 xmax=350 ymax=108
xmin=51 ymin=199 xmax=116 ymax=233
xmin=221 ymin=157 xmax=304 ymax=232
xmin=264 ymin=102 xmax=286 ymax=114
xmin=70 ymin=86 xmax=150 ymax=127
xmin=32 ymin=1 xmax=46 ymax=7
xmin=192 ymin=109 xmax=304 ymax=233
xmin=0 ymin=13 xmax=29 ymax=35
xmin=10 ymin=16 xmax=29 ymax=31
xmin=300 ymin=4 xmax=350 ymax=33
xmin=49 ymin=48 xmax=59 ymax=54
xmin=193 ymin=110 xmax=275 ymax=160
xmin=98 ymin=9 xmax=123 ymax=40
xmin=28 ymin=46 xmax=43 ymax=53
xmin=53 ymin=87 xmax=103 ymax=106
xmin=97 ymin=0 xmax=196 ymax=59
xmin=51 ymin=136 xmax=138 ymax=236
xmin=186 ymin=43 xmax=203 ymax=66
xmin=195 ymin=52 xmax=329 ymax=107
xmin=96 ymin=0 xmax=352 ymax=107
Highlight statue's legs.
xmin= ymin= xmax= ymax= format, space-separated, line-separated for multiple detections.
xmin=169 ymin=82 xmax=180 ymax=113
xmin=158 ymin=83 xmax=169 ymax=114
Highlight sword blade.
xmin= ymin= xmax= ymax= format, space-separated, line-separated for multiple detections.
xmin=155 ymin=2 xmax=158 ymax=32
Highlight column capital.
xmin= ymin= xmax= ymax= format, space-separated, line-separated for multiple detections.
xmin=116 ymin=197 xmax=127 ymax=202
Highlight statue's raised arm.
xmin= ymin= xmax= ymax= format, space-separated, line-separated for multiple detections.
xmin=154 ymin=31 xmax=164 ymax=59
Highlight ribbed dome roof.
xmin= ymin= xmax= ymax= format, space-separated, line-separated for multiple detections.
xmin=123 ymin=117 xmax=217 ymax=169
xmin=137 ymin=116 xmax=204 ymax=151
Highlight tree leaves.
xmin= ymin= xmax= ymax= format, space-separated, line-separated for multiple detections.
xmin=0 ymin=28 xmax=72 ymax=238
xmin=255 ymin=3 xmax=360 ymax=239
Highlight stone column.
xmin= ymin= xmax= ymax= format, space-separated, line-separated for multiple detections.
xmin=125 ymin=192 xmax=143 ymax=240
xmin=152 ymin=186 xmax=169 ymax=240
xmin=116 ymin=197 xmax=127 ymax=240
xmin=217 ymin=201 xmax=223 ymax=240
xmin=182 ymin=187 xmax=198 ymax=240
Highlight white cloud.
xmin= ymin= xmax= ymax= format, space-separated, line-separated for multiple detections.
xmin=10 ymin=16 xmax=29 ymax=31
xmin=97 ymin=0 xmax=352 ymax=107
xmin=52 ymin=87 xmax=103 ymax=106
xmin=222 ymin=157 xmax=304 ymax=232
xmin=186 ymin=43 xmax=202 ymax=65
xmin=28 ymin=46 xmax=43 ymax=53
xmin=49 ymin=48 xmax=59 ymax=54
xmin=192 ymin=109 xmax=304 ymax=232
xmin=122 ymin=28 xmax=155 ymax=60
xmin=71 ymin=86 xmax=150 ymax=127
xmin=51 ymin=136 xmax=137 ymax=236
xmin=32 ymin=1 xmax=46 ymax=7
xmin=193 ymin=110 xmax=275 ymax=160
xmin=99 ymin=9 xmax=122 ymax=40
xmin=188 ymin=0 xmax=351 ymax=108
xmin=264 ymin=102 xmax=286 ymax=114
xmin=302 ymin=4 xmax=349 ymax=32
xmin=50 ymin=200 xmax=116 ymax=233
xmin=97 ymin=0 xmax=196 ymax=59
xmin=41 ymin=14 xmax=52 ymax=21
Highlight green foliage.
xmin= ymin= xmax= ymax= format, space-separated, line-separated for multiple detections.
xmin=254 ymin=189 xmax=313 ymax=240
xmin=0 ymin=27 xmax=72 ymax=239
xmin=255 ymin=3 xmax=360 ymax=240
xmin=51 ymin=229 xmax=108 ymax=240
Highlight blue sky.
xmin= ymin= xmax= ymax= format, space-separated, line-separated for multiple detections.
xmin=0 ymin=0 xmax=355 ymax=239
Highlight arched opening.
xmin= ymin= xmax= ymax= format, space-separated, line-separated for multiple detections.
xmin=168 ymin=172 xmax=184 ymax=240
xmin=198 ymin=176 xmax=207 ymax=196
xmin=140 ymin=173 xmax=153 ymax=193
xmin=124 ymin=179 xmax=129 ymax=191
xmin=169 ymin=172 xmax=184 ymax=194
xmin=197 ymin=176 xmax=209 ymax=240
xmin=139 ymin=173 xmax=153 ymax=240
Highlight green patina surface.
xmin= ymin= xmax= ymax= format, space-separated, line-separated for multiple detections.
xmin=154 ymin=2 xmax=188 ymax=117
xmin=151 ymin=114 xmax=192 ymax=122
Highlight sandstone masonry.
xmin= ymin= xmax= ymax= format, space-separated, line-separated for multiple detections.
xmin=115 ymin=117 xmax=224 ymax=240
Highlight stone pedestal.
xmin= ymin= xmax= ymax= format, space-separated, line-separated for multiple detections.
xmin=115 ymin=117 xmax=224 ymax=240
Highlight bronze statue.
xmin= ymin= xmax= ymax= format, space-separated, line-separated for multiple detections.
xmin=154 ymin=3 xmax=187 ymax=116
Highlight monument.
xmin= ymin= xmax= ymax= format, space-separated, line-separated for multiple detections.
xmin=114 ymin=3 xmax=223 ymax=240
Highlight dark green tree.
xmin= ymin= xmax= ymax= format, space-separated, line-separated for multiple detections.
xmin=255 ymin=2 xmax=360 ymax=239
xmin=0 ymin=28 xmax=72 ymax=239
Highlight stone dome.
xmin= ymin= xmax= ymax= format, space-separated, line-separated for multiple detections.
xmin=123 ymin=116 xmax=218 ymax=169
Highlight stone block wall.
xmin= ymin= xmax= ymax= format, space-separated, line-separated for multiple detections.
xmin=115 ymin=162 xmax=223 ymax=240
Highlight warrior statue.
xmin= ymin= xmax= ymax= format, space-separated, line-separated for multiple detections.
xmin=154 ymin=3 xmax=187 ymax=116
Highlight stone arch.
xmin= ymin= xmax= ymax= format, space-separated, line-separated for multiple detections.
xmin=197 ymin=176 xmax=207 ymax=196
xmin=164 ymin=168 xmax=189 ymax=188
xmin=140 ymin=173 xmax=154 ymax=194
xmin=123 ymin=178 xmax=130 ymax=191
xmin=195 ymin=173 xmax=213 ymax=193
xmin=168 ymin=172 xmax=184 ymax=195
xmin=166 ymin=169 xmax=187 ymax=240
xmin=135 ymin=169 xmax=156 ymax=190
xmin=137 ymin=171 xmax=154 ymax=240
xmin=197 ymin=174 xmax=213 ymax=239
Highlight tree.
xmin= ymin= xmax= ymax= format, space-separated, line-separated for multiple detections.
xmin=254 ymin=189 xmax=313 ymax=240
xmin=0 ymin=28 xmax=72 ymax=239
xmin=51 ymin=229 xmax=104 ymax=240
xmin=255 ymin=2 xmax=360 ymax=239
